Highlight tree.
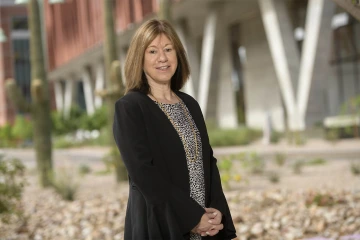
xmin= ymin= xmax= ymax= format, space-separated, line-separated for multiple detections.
xmin=5 ymin=0 xmax=53 ymax=187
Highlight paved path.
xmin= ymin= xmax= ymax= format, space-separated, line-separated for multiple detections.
xmin=1 ymin=139 xmax=359 ymax=168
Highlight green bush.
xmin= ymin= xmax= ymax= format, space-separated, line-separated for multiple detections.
xmin=78 ymin=164 xmax=91 ymax=176
xmin=293 ymin=160 xmax=304 ymax=174
xmin=274 ymin=153 xmax=286 ymax=167
xmin=11 ymin=115 xmax=33 ymax=141
xmin=79 ymin=106 xmax=108 ymax=131
xmin=0 ymin=124 xmax=16 ymax=148
xmin=52 ymin=105 xmax=85 ymax=135
xmin=52 ymin=106 xmax=108 ymax=136
xmin=241 ymin=152 xmax=265 ymax=175
xmin=268 ymin=171 xmax=280 ymax=184
xmin=52 ymin=168 xmax=79 ymax=201
xmin=306 ymin=158 xmax=326 ymax=166
xmin=208 ymin=127 xmax=261 ymax=147
xmin=0 ymin=154 xmax=26 ymax=223
xmin=350 ymin=162 xmax=360 ymax=175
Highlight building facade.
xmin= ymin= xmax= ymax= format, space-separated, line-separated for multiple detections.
xmin=1 ymin=0 xmax=359 ymax=132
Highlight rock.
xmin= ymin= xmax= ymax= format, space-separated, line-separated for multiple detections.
xmin=251 ymin=222 xmax=263 ymax=235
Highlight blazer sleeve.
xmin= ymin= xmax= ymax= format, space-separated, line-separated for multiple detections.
xmin=208 ymin=146 xmax=237 ymax=240
xmin=113 ymin=98 xmax=205 ymax=235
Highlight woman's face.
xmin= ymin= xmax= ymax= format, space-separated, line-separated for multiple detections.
xmin=143 ymin=34 xmax=178 ymax=85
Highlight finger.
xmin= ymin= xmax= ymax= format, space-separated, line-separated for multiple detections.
xmin=207 ymin=216 xmax=221 ymax=224
xmin=205 ymin=208 xmax=218 ymax=213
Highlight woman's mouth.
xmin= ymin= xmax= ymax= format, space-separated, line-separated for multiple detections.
xmin=156 ymin=66 xmax=170 ymax=71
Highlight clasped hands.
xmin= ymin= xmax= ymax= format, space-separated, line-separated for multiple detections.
xmin=191 ymin=208 xmax=223 ymax=237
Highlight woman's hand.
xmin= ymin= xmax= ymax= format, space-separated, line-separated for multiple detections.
xmin=191 ymin=208 xmax=223 ymax=237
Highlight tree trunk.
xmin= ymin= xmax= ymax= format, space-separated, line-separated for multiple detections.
xmin=28 ymin=0 xmax=53 ymax=187
xmin=103 ymin=0 xmax=127 ymax=182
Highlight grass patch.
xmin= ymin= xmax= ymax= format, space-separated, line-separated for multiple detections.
xmin=208 ymin=127 xmax=261 ymax=147
xmin=305 ymin=158 xmax=327 ymax=166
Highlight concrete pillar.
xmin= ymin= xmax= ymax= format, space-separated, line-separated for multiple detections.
xmin=94 ymin=62 xmax=104 ymax=108
xmin=259 ymin=0 xmax=300 ymax=131
xmin=241 ymin=17 xmax=285 ymax=132
xmin=54 ymin=80 xmax=64 ymax=112
xmin=198 ymin=7 xmax=217 ymax=118
xmin=63 ymin=78 xmax=75 ymax=118
xmin=216 ymin=25 xmax=238 ymax=129
xmin=297 ymin=0 xmax=336 ymax=128
xmin=82 ymin=68 xmax=95 ymax=115
xmin=175 ymin=20 xmax=195 ymax=98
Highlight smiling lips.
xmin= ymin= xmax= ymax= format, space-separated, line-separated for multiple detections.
xmin=156 ymin=66 xmax=170 ymax=71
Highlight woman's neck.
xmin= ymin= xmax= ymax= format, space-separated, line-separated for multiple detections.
xmin=148 ymin=83 xmax=179 ymax=104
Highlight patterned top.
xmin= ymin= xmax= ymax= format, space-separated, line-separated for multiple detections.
xmin=153 ymin=100 xmax=205 ymax=240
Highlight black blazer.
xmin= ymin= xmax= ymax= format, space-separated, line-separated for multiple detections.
xmin=113 ymin=90 xmax=237 ymax=240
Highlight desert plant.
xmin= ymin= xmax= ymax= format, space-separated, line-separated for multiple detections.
xmin=209 ymin=128 xmax=261 ymax=147
xmin=5 ymin=0 xmax=53 ymax=187
xmin=274 ymin=153 xmax=286 ymax=167
xmin=52 ymin=168 xmax=79 ymax=201
xmin=306 ymin=158 xmax=327 ymax=166
xmin=305 ymin=192 xmax=335 ymax=207
xmin=241 ymin=152 xmax=265 ymax=175
xmin=293 ymin=160 xmax=304 ymax=174
xmin=11 ymin=115 xmax=33 ymax=142
xmin=267 ymin=171 xmax=280 ymax=184
xmin=325 ymin=128 xmax=340 ymax=142
xmin=0 ymin=155 xmax=26 ymax=223
xmin=78 ymin=164 xmax=91 ymax=176
xmin=350 ymin=162 xmax=360 ymax=175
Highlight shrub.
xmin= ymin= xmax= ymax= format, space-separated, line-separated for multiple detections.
xmin=79 ymin=106 xmax=108 ymax=131
xmin=293 ymin=160 xmax=304 ymax=174
xmin=11 ymin=115 xmax=33 ymax=141
xmin=78 ymin=164 xmax=91 ymax=176
xmin=52 ymin=168 xmax=79 ymax=201
xmin=0 ymin=154 xmax=26 ymax=223
xmin=305 ymin=192 xmax=335 ymax=207
xmin=274 ymin=153 xmax=286 ymax=167
xmin=267 ymin=171 xmax=280 ymax=184
xmin=350 ymin=162 xmax=360 ymax=175
xmin=0 ymin=124 xmax=16 ymax=148
xmin=241 ymin=152 xmax=265 ymax=175
xmin=208 ymin=127 xmax=261 ymax=147
xmin=306 ymin=158 xmax=327 ymax=166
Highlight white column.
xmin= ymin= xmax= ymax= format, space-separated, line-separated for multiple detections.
xmin=82 ymin=68 xmax=95 ymax=115
xmin=63 ymin=78 xmax=75 ymax=119
xmin=94 ymin=63 xmax=104 ymax=108
xmin=175 ymin=21 xmax=195 ymax=98
xmin=216 ymin=28 xmax=238 ymax=129
xmin=259 ymin=0 xmax=300 ymax=131
xmin=119 ymin=48 xmax=127 ymax=87
xmin=297 ymin=0 xmax=335 ymax=129
xmin=198 ymin=8 xmax=217 ymax=118
xmin=54 ymin=80 xmax=64 ymax=112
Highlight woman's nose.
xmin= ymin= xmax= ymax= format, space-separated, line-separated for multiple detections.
xmin=158 ymin=50 xmax=168 ymax=62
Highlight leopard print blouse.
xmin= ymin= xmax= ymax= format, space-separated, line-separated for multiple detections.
xmin=154 ymin=100 xmax=205 ymax=240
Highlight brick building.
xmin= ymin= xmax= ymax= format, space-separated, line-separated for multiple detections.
xmin=1 ymin=0 xmax=359 ymax=132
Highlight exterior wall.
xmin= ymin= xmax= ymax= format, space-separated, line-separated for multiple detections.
xmin=0 ymin=5 xmax=27 ymax=126
xmin=241 ymin=16 xmax=285 ymax=131
xmin=44 ymin=0 xmax=158 ymax=71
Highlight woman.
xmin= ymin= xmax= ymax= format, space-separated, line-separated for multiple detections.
xmin=113 ymin=19 xmax=237 ymax=240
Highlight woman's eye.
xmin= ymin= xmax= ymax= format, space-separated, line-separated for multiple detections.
xmin=149 ymin=50 xmax=156 ymax=54
xmin=165 ymin=48 xmax=172 ymax=52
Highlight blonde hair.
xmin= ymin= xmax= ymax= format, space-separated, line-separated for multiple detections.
xmin=124 ymin=19 xmax=190 ymax=94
